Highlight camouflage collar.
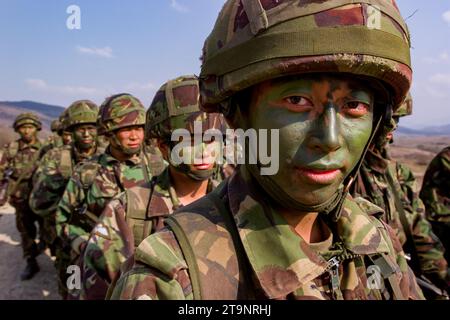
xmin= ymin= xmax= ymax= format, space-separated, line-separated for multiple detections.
xmin=103 ymin=146 xmax=142 ymax=165
xmin=364 ymin=148 xmax=388 ymax=174
xmin=227 ymin=168 xmax=390 ymax=299
xmin=71 ymin=143 xmax=99 ymax=163
xmin=18 ymin=138 xmax=41 ymax=150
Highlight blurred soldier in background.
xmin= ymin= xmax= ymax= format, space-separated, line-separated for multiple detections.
xmin=29 ymin=100 xmax=100 ymax=298
xmin=0 ymin=113 xmax=44 ymax=280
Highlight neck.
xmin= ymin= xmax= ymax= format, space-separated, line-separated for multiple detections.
xmin=278 ymin=208 xmax=329 ymax=244
xmin=110 ymin=145 xmax=139 ymax=162
xmin=78 ymin=145 xmax=96 ymax=157
xmin=169 ymin=166 xmax=209 ymax=206
xmin=22 ymin=136 xmax=37 ymax=145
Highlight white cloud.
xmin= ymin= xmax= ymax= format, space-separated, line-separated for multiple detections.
xmin=25 ymin=78 xmax=101 ymax=95
xmin=425 ymin=86 xmax=448 ymax=99
xmin=76 ymin=46 xmax=114 ymax=58
xmin=170 ymin=0 xmax=189 ymax=13
xmin=429 ymin=73 xmax=450 ymax=87
xmin=422 ymin=51 xmax=450 ymax=64
xmin=443 ymin=10 xmax=450 ymax=24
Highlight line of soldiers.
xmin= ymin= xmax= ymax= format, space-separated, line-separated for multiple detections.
xmin=0 ymin=0 xmax=449 ymax=300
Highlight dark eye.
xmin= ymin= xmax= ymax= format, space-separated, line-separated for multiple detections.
xmin=343 ymin=101 xmax=370 ymax=117
xmin=285 ymin=96 xmax=312 ymax=106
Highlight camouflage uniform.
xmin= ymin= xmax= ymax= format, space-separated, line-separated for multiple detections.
xmin=79 ymin=77 xmax=224 ymax=299
xmin=56 ymin=94 xmax=164 ymax=298
xmin=0 ymin=113 xmax=44 ymax=279
xmin=352 ymin=94 xmax=449 ymax=297
xmin=354 ymin=150 xmax=449 ymax=295
xmin=420 ymin=147 xmax=450 ymax=264
xmin=29 ymin=100 xmax=99 ymax=296
xmin=111 ymin=0 xmax=423 ymax=300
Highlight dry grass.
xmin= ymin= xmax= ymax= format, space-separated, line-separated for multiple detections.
xmin=389 ymin=134 xmax=450 ymax=188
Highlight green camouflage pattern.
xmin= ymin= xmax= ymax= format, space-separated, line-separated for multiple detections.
xmin=353 ymin=149 xmax=449 ymax=289
xmin=13 ymin=112 xmax=42 ymax=131
xmin=111 ymin=166 xmax=423 ymax=300
xmin=394 ymin=92 xmax=413 ymax=118
xmin=420 ymin=146 xmax=450 ymax=264
xmin=29 ymin=143 xmax=102 ymax=298
xmin=146 ymin=75 xmax=226 ymax=140
xmin=0 ymin=138 xmax=45 ymax=258
xmin=63 ymin=100 xmax=98 ymax=131
xmin=98 ymin=94 xmax=146 ymax=134
xmin=199 ymin=0 xmax=412 ymax=112
xmin=51 ymin=119 xmax=62 ymax=132
xmin=78 ymin=167 xmax=219 ymax=299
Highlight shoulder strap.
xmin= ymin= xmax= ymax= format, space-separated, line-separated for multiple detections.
xmin=125 ymin=178 xmax=157 ymax=247
xmin=8 ymin=141 xmax=19 ymax=158
xmin=385 ymin=166 xmax=422 ymax=274
xmin=165 ymin=182 xmax=254 ymax=300
xmin=60 ymin=148 xmax=73 ymax=179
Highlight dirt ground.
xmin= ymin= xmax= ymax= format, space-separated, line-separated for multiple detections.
xmin=0 ymin=203 xmax=60 ymax=300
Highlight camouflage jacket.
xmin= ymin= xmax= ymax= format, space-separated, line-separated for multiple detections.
xmin=56 ymin=147 xmax=159 ymax=256
xmin=420 ymin=146 xmax=450 ymax=224
xmin=79 ymin=167 xmax=219 ymax=300
xmin=110 ymin=167 xmax=423 ymax=300
xmin=353 ymin=150 xmax=448 ymax=285
xmin=29 ymin=144 xmax=101 ymax=217
xmin=0 ymin=139 xmax=42 ymax=202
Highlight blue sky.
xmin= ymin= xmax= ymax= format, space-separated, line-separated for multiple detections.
xmin=0 ymin=0 xmax=449 ymax=129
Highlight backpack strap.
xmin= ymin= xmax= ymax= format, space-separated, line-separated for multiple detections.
xmin=8 ymin=141 xmax=19 ymax=158
xmin=165 ymin=182 xmax=254 ymax=300
xmin=60 ymin=148 xmax=73 ymax=179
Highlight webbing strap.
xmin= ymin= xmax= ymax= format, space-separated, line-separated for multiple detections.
xmin=165 ymin=217 xmax=203 ymax=300
xmin=60 ymin=149 xmax=73 ymax=179
xmin=202 ymin=27 xmax=410 ymax=76
xmin=385 ymin=168 xmax=421 ymax=274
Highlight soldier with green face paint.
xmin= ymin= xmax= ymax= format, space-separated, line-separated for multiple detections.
xmin=56 ymin=93 xmax=165 ymax=299
xmin=77 ymin=76 xmax=225 ymax=300
xmin=352 ymin=94 xmax=449 ymax=299
xmin=111 ymin=1 xmax=423 ymax=300
xmin=420 ymin=147 xmax=450 ymax=280
xmin=29 ymin=100 xmax=100 ymax=297
xmin=0 ymin=112 xmax=44 ymax=280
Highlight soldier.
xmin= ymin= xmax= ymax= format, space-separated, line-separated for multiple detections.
xmin=29 ymin=100 xmax=100 ymax=297
xmin=352 ymin=94 xmax=449 ymax=298
xmin=420 ymin=147 xmax=450 ymax=266
xmin=56 ymin=93 xmax=164 ymax=298
xmin=0 ymin=113 xmax=45 ymax=280
xmin=111 ymin=0 xmax=423 ymax=300
xmin=78 ymin=76 xmax=225 ymax=299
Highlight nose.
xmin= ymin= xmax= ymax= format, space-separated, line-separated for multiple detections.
xmin=307 ymin=103 xmax=341 ymax=153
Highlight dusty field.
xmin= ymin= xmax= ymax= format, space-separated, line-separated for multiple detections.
xmin=0 ymin=204 xmax=60 ymax=300
xmin=389 ymin=135 xmax=450 ymax=188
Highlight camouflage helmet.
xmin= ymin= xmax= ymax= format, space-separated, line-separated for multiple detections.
xmin=146 ymin=75 xmax=226 ymax=141
xmin=98 ymin=93 xmax=146 ymax=134
xmin=50 ymin=119 xmax=61 ymax=132
xmin=63 ymin=100 xmax=99 ymax=131
xmin=393 ymin=92 xmax=412 ymax=118
xmin=13 ymin=112 xmax=42 ymax=131
xmin=199 ymin=0 xmax=412 ymax=113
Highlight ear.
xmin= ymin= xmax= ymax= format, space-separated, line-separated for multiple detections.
xmin=157 ymin=139 xmax=170 ymax=161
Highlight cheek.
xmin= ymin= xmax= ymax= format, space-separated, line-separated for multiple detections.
xmin=341 ymin=116 xmax=373 ymax=163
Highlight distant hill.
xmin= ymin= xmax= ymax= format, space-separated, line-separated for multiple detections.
xmin=0 ymin=101 xmax=65 ymax=131
xmin=398 ymin=124 xmax=450 ymax=136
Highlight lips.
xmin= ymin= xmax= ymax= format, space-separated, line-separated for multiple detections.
xmin=295 ymin=167 xmax=342 ymax=185
xmin=193 ymin=163 xmax=213 ymax=170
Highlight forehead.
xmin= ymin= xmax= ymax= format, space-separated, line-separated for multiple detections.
xmin=265 ymin=73 xmax=373 ymax=92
